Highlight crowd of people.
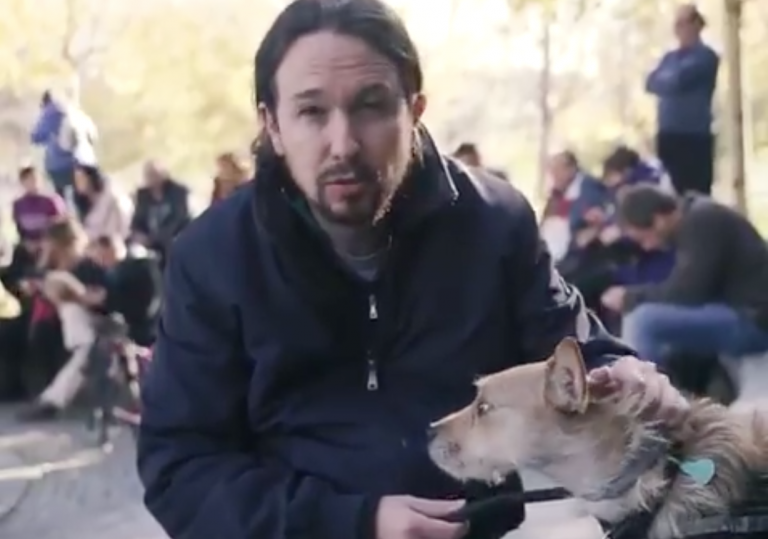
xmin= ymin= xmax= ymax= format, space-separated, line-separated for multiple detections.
xmin=0 ymin=88 xmax=252 ymax=417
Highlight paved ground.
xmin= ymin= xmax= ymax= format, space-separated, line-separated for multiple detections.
xmin=0 ymin=356 xmax=763 ymax=539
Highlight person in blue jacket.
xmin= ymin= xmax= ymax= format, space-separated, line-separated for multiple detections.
xmin=137 ymin=2 xmax=689 ymax=539
xmin=645 ymin=3 xmax=719 ymax=195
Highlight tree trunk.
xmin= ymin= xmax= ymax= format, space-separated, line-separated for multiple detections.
xmin=724 ymin=0 xmax=747 ymax=213
xmin=536 ymin=13 xmax=553 ymax=198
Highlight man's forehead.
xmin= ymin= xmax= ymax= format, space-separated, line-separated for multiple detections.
xmin=275 ymin=32 xmax=401 ymax=101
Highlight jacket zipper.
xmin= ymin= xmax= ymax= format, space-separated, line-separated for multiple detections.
xmin=366 ymin=293 xmax=379 ymax=391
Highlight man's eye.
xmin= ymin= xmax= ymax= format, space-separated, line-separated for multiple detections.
xmin=299 ymin=106 xmax=325 ymax=117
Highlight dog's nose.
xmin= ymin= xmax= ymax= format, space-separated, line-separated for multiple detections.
xmin=426 ymin=426 xmax=438 ymax=442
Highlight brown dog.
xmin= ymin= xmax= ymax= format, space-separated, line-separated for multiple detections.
xmin=428 ymin=338 xmax=768 ymax=539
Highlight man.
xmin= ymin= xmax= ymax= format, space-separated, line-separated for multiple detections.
xmin=601 ymin=185 xmax=768 ymax=365
xmin=540 ymin=150 xmax=594 ymax=262
xmin=645 ymin=3 xmax=719 ymax=195
xmin=452 ymin=142 xmax=508 ymax=181
xmin=90 ymin=236 xmax=163 ymax=347
xmin=129 ymin=161 xmax=191 ymax=265
xmin=30 ymin=89 xmax=97 ymax=218
xmin=138 ymin=2 xmax=686 ymax=539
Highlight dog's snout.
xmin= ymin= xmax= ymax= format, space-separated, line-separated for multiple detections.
xmin=427 ymin=425 xmax=438 ymax=442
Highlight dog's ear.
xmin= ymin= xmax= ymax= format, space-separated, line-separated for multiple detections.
xmin=544 ymin=338 xmax=589 ymax=414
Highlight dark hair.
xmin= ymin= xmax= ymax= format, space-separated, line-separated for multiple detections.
xmin=602 ymin=145 xmax=640 ymax=176
xmin=44 ymin=216 xmax=86 ymax=249
xmin=617 ymin=184 xmax=679 ymax=229
xmin=75 ymin=163 xmax=106 ymax=193
xmin=454 ymin=142 xmax=478 ymax=157
xmin=19 ymin=165 xmax=36 ymax=181
xmin=551 ymin=149 xmax=579 ymax=169
xmin=252 ymin=0 xmax=423 ymax=167
xmin=690 ymin=6 xmax=706 ymax=27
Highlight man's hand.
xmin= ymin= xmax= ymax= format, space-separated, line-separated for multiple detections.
xmin=587 ymin=356 xmax=689 ymax=424
xmin=18 ymin=279 xmax=40 ymax=296
xmin=376 ymin=496 xmax=466 ymax=539
xmin=584 ymin=207 xmax=605 ymax=225
xmin=599 ymin=224 xmax=622 ymax=245
xmin=600 ymin=286 xmax=626 ymax=312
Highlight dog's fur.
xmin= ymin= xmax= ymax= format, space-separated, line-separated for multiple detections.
xmin=429 ymin=339 xmax=768 ymax=539
xmin=42 ymin=270 xmax=87 ymax=305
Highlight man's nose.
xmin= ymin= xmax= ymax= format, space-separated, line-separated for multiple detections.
xmin=326 ymin=111 xmax=359 ymax=159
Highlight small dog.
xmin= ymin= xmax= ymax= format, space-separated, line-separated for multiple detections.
xmin=42 ymin=270 xmax=87 ymax=305
xmin=429 ymin=338 xmax=768 ymax=539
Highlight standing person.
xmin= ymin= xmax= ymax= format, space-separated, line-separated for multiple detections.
xmin=130 ymin=161 xmax=191 ymax=264
xmin=73 ymin=163 xmax=134 ymax=241
xmin=137 ymin=2 xmax=688 ymax=539
xmin=29 ymin=90 xmax=98 ymax=218
xmin=645 ymin=3 xmax=719 ymax=195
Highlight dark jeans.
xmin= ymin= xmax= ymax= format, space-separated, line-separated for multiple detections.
xmin=656 ymin=132 xmax=714 ymax=195
xmin=47 ymin=168 xmax=92 ymax=220
xmin=621 ymin=303 xmax=768 ymax=365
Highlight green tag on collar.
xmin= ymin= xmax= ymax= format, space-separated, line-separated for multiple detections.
xmin=670 ymin=457 xmax=715 ymax=485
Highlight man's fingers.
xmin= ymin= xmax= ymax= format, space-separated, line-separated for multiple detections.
xmin=405 ymin=497 xmax=465 ymax=518
xmin=411 ymin=512 xmax=468 ymax=539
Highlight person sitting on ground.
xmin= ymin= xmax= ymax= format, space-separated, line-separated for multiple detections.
xmin=73 ymin=163 xmax=134 ymax=241
xmin=89 ymin=235 xmax=163 ymax=347
xmin=452 ymin=141 xmax=508 ymax=181
xmin=130 ymin=161 xmax=191 ymax=265
xmin=562 ymin=146 xmax=675 ymax=326
xmin=12 ymin=165 xmax=66 ymax=248
xmin=18 ymin=217 xmax=109 ymax=421
xmin=601 ymin=184 xmax=768 ymax=365
xmin=539 ymin=149 xmax=596 ymax=263
xmin=211 ymin=152 xmax=250 ymax=205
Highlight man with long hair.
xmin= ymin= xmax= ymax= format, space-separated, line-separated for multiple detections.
xmin=138 ymin=2 xmax=688 ymax=539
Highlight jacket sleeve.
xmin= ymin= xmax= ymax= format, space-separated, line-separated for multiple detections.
xmin=508 ymin=197 xmax=636 ymax=368
xmin=138 ymin=240 xmax=374 ymax=539
xmin=623 ymin=206 xmax=723 ymax=311
xmin=30 ymin=105 xmax=60 ymax=144
xmin=645 ymin=49 xmax=718 ymax=95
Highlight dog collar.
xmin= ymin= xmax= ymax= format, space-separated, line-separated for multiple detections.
xmin=581 ymin=435 xmax=672 ymax=502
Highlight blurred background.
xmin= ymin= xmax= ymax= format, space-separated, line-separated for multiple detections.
xmin=0 ymin=0 xmax=763 ymax=216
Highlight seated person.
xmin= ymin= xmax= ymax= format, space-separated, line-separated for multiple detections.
xmin=19 ymin=217 xmax=108 ymax=421
xmin=539 ymin=149 xmax=594 ymax=263
xmin=601 ymin=185 xmax=768 ymax=365
xmin=12 ymin=165 xmax=66 ymax=247
xmin=89 ymin=235 xmax=163 ymax=347
xmin=562 ymin=147 xmax=675 ymax=316
xmin=452 ymin=142 xmax=509 ymax=181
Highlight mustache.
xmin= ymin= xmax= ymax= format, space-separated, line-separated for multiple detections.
xmin=318 ymin=162 xmax=376 ymax=184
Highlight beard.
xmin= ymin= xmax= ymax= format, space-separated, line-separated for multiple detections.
xmin=313 ymin=152 xmax=411 ymax=227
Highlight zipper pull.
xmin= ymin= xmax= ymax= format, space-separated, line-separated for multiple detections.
xmin=366 ymin=357 xmax=379 ymax=391
xmin=368 ymin=294 xmax=378 ymax=320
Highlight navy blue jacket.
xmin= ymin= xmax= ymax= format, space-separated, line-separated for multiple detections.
xmin=138 ymin=140 xmax=634 ymax=539
xmin=645 ymin=41 xmax=719 ymax=134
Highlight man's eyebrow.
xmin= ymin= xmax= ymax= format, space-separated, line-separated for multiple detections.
xmin=292 ymin=88 xmax=324 ymax=102
xmin=354 ymin=82 xmax=398 ymax=99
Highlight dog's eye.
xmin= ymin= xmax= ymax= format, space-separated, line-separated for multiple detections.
xmin=477 ymin=402 xmax=493 ymax=417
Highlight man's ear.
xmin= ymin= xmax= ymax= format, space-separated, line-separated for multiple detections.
xmin=410 ymin=93 xmax=426 ymax=123
xmin=257 ymin=103 xmax=284 ymax=156
xmin=544 ymin=338 xmax=589 ymax=413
